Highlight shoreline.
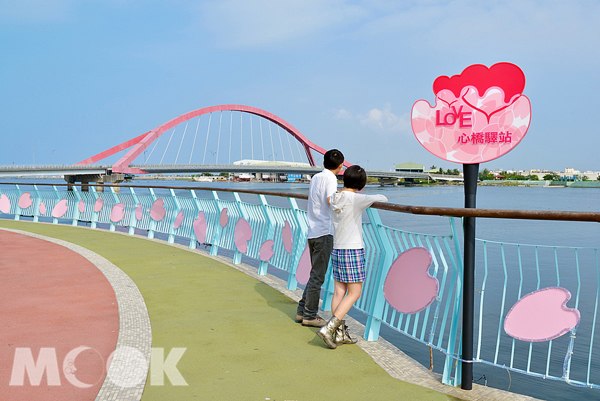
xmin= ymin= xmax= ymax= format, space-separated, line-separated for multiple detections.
xmin=1 ymin=176 xmax=599 ymax=188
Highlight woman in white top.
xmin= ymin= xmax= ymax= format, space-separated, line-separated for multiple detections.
xmin=317 ymin=165 xmax=387 ymax=349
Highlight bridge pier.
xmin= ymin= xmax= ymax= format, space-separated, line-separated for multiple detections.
xmin=64 ymin=173 xmax=125 ymax=192
xmin=378 ymin=177 xmax=401 ymax=187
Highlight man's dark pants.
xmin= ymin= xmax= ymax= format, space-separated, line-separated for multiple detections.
xmin=297 ymin=235 xmax=334 ymax=319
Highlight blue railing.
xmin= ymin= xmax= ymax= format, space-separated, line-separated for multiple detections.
xmin=0 ymin=182 xmax=599 ymax=391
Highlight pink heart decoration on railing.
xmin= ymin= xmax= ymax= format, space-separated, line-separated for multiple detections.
xmin=18 ymin=192 xmax=32 ymax=209
xmin=295 ymin=245 xmax=311 ymax=285
xmin=51 ymin=199 xmax=69 ymax=218
xmin=234 ymin=218 xmax=252 ymax=253
xmin=193 ymin=211 xmax=207 ymax=243
xmin=384 ymin=247 xmax=439 ymax=314
xmin=110 ymin=203 xmax=125 ymax=223
xmin=282 ymin=221 xmax=293 ymax=253
xmin=150 ymin=198 xmax=166 ymax=221
xmin=259 ymin=240 xmax=275 ymax=261
xmin=0 ymin=194 xmax=11 ymax=214
xmin=174 ymin=210 xmax=184 ymax=229
xmin=504 ymin=287 xmax=580 ymax=342
xmin=94 ymin=198 xmax=104 ymax=213
xmin=219 ymin=208 xmax=229 ymax=227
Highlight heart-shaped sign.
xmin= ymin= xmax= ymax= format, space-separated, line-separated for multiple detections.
xmin=150 ymin=198 xmax=166 ymax=221
xmin=173 ymin=210 xmax=184 ymax=229
xmin=18 ymin=192 xmax=33 ymax=209
xmin=94 ymin=197 xmax=104 ymax=213
xmin=282 ymin=221 xmax=293 ymax=253
xmin=295 ymin=245 xmax=311 ymax=285
xmin=234 ymin=218 xmax=252 ymax=253
xmin=0 ymin=193 xmax=10 ymax=214
xmin=384 ymin=247 xmax=439 ymax=314
xmin=504 ymin=287 xmax=580 ymax=342
xmin=110 ymin=203 xmax=125 ymax=223
xmin=259 ymin=240 xmax=275 ymax=261
xmin=411 ymin=63 xmax=531 ymax=164
xmin=193 ymin=211 xmax=207 ymax=243
xmin=51 ymin=199 xmax=69 ymax=219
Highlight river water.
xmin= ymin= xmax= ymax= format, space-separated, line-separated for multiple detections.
xmin=2 ymin=178 xmax=599 ymax=400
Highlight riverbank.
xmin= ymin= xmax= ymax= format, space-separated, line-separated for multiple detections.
xmin=480 ymin=179 xmax=600 ymax=188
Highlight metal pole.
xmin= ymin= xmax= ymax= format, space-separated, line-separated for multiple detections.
xmin=461 ymin=163 xmax=479 ymax=390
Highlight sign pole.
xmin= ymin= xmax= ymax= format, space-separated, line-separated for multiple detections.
xmin=410 ymin=62 xmax=530 ymax=390
xmin=461 ymin=162 xmax=479 ymax=390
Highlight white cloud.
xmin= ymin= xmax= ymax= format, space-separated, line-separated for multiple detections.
xmin=360 ymin=103 xmax=410 ymax=133
xmin=333 ymin=103 xmax=411 ymax=134
xmin=333 ymin=108 xmax=353 ymax=120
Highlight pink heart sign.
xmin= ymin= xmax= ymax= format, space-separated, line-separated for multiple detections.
xmin=234 ymin=218 xmax=252 ymax=253
xmin=18 ymin=193 xmax=33 ymax=209
xmin=0 ymin=193 xmax=11 ymax=214
xmin=504 ymin=287 xmax=580 ymax=342
xmin=150 ymin=198 xmax=166 ymax=221
xmin=259 ymin=240 xmax=275 ymax=261
xmin=411 ymin=63 xmax=531 ymax=164
xmin=282 ymin=221 xmax=293 ymax=253
xmin=193 ymin=211 xmax=207 ymax=243
xmin=383 ymin=247 xmax=439 ymax=314
xmin=295 ymin=245 xmax=311 ymax=285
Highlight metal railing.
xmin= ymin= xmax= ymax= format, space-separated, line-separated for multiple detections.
xmin=0 ymin=182 xmax=598 ymax=390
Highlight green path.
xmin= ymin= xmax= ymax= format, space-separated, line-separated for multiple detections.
xmin=1 ymin=221 xmax=460 ymax=401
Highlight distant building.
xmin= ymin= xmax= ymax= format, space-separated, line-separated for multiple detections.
xmin=234 ymin=159 xmax=311 ymax=168
xmin=581 ymin=171 xmax=600 ymax=180
xmin=395 ymin=162 xmax=424 ymax=173
xmin=235 ymin=173 xmax=254 ymax=181
xmin=562 ymin=167 xmax=580 ymax=178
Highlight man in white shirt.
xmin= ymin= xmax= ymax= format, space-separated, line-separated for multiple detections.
xmin=296 ymin=149 xmax=344 ymax=327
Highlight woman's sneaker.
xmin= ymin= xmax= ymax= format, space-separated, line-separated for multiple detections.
xmin=301 ymin=316 xmax=326 ymax=327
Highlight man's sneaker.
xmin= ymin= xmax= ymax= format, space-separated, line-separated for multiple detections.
xmin=295 ymin=314 xmax=303 ymax=323
xmin=302 ymin=316 xmax=327 ymax=327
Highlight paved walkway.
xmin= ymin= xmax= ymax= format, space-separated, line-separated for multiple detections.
xmin=0 ymin=220 xmax=542 ymax=401
xmin=0 ymin=229 xmax=120 ymax=401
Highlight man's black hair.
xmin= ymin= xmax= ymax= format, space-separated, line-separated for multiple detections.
xmin=343 ymin=165 xmax=367 ymax=190
xmin=323 ymin=149 xmax=344 ymax=170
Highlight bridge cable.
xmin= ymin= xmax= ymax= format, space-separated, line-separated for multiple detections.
xmin=159 ymin=127 xmax=176 ymax=165
xmin=174 ymin=120 xmax=189 ymax=164
xmin=144 ymin=133 xmax=161 ymax=164
xmin=294 ymin=136 xmax=303 ymax=163
xmin=189 ymin=115 xmax=201 ymax=164
xmin=240 ymin=111 xmax=243 ymax=162
xmin=227 ymin=111 xmax=232 ymax=164
xmin=277 ymin=125 xmax=285 ymax=163
xmin=216 ymin=111 xmax=223 ymax=165
xmin=202 ymin=113 xmax=213 ymax=165
xmin=259 ymin=118 xmax=265 ymax=161
xmin=269 ymin=122 xmax=275 ymax=161
xmin=250 ymin=115 xmax=254 ymax=160
xmin=285 ymin=125 xmax=295 ymax=162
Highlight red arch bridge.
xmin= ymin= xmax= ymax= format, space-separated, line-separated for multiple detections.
xmin=0 ymin=104 xmax=461 ymax=184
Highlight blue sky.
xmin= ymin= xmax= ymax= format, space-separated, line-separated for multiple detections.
xmin=1 ymin=0 xmax=598 ymax=172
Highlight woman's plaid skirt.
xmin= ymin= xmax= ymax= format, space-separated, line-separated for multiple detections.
xmin=331 ymin=248 xmax=366 ymax=283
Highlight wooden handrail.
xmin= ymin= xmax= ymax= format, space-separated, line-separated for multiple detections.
xmin=3 ymin=182 xmax=600 ymax=223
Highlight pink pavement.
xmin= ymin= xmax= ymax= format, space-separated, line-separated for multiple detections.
xmin=0 ymin=230 xmax=119 ymax=401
